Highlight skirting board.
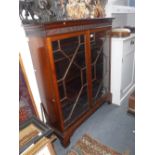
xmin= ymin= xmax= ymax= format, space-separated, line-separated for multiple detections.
xmin=112 ymin=84 xmax=135 ymax=106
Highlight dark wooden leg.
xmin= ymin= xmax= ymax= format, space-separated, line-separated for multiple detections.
xmin=60 ymin=135 xmax=71 ymax=147
xmin=107 ymin=101 xmax=111 ymax=104
xmin=48 ymin=125 xmax=72 ymax=148
xmin=107 ymin=93 xmax=112 ymax=104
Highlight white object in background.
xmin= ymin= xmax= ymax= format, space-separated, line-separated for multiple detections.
xmin=106 ymin=0 xmax=130 ymax=6
xmin=105 ymin=5 xmax=135 ymax=16
xmin=111 ymin=34 xmax=135 ymax=105
xmin=105 ymin=0 xmax=135 ymax=17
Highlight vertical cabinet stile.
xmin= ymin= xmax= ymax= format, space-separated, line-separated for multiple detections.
xmin=108 ymin=31 xmax=112 ymax=92
xmin=85 ymin=31 xmax=93 ymax=107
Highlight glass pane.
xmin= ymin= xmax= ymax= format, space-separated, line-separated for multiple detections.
xmin=51 ymin=35 xmax=89 ymax=127
xmin=90 ymin=31 xmax=110 ymax=104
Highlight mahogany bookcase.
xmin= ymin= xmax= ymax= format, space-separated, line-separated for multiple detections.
xmin=23 ymin=18 xmax=113 ymax=147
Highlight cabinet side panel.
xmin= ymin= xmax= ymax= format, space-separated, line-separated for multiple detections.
xmin=28 ymin=37 xmax=60 ymax=128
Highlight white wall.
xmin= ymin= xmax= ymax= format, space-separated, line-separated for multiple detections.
xmin=112 ymin=13 xmax=135 ymax=28
xmin=127 ymin=13 xmax=135 ymax=26
xmin=18 ymin=19 xmax=42 ymax=119
xmin=112 ymin=14 xmax=128 ymax=27
xmin=107 ymin=0 xmax=129 ymax=5
xmin=105 ymin=0 xmax=135 ymax=27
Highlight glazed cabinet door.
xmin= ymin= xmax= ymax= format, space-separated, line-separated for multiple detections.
xmin=89 ymin=30 xmax=111 ymax=104
xmin=47 ymin=33 xmax=90 ymax=128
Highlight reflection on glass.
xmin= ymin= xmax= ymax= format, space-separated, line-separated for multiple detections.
xmin=90 ymin=31 xmax=110 ymax=103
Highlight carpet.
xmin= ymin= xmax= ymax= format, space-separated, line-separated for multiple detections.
xmin=67 ymin=134 xmax=129 ymax=155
